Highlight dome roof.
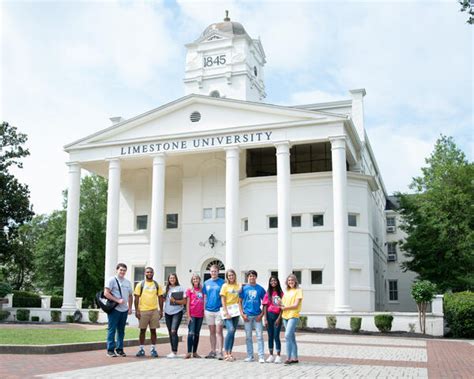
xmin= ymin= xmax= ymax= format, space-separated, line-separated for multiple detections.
xmin=201 ymin=12 xmax=248 ymax=38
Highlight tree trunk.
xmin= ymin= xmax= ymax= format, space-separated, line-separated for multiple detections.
xmin=417 ymin=303 xmax=422 ymax=332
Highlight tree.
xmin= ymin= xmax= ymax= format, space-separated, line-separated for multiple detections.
xmin=33 ymin=175 xmax=107 ymax=306
xmin=0 ymin=122 xmax=34 ymax=284
xmin=459 ymin=0 xmax=474 ymax=24
xmin=411 ymin=280 xmax=437 ymax=334
xmin=397 ymin=135 xmax=474 ymax=292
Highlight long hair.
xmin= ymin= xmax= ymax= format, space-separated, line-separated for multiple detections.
xmin=165 ymin=273 xmax=180 ymax=297
xmin=285 ymin=274 xmax=299 ymax=290
xmin=190 ymin=273 xmax=202 ymax=290
xmin=267 ymin=275 xmax=284 ymax=298
xmin=225 ymin=269 xmax=237 ymax=284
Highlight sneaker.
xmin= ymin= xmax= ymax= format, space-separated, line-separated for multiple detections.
xmin=166 ymin=352 xmax=177 ymax=359
xmin=136 ymin=349 xmax=145 ymax=357
xmin=150 ymin=349 xmax=158 ymax=358
xmin=258 ymin=357 xmax=265 ymax=364
xmin=244 ymin=357 xmax=254 ymax=362
xmin=205 ymin=351 xmax=216 ymax=359
xmin=216 ymin=352 xmax=224 ymax=360
xmin=266 ymin=355 xmax=275 ymax=363
xmin=274 ymin=356 xmax=282 ymax=364
xmin=115 ymin=349 xmax=126 ymax=357
xmin=107 ymin=350 xmax=117 ymax=358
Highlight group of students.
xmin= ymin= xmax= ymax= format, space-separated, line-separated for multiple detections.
xmin=104 ymin=263 xmax=303 ymax=365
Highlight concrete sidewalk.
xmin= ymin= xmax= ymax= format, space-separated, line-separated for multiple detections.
xmin=1 ymin=326 xmax=472 ymax=378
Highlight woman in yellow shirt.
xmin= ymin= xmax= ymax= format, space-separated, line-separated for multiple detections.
xmin=280 ymin=274 xmax=303 ymax=365
xmin=220 ymin=269 xmax=240 ymax=361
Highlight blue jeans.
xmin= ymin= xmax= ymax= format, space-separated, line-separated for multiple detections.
xmin=187 ymin=316 xmax=203 ymax=353
xmin=107 ymin=309 xmax=128 ymax=351
xmin=266 ymin=311 xmax=282 ymax=353
xmin=284 ymin=318 xmax=299 ymax=360
xmin=224 ymin=316 xmax=240 ymax=352
xmin=244 ymin=315 xmax=264 ymax=359
xmin=165 ymin=311 xmax=183 ymax=353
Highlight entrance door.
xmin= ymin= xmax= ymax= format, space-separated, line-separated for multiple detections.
xmin=202 ymin=259 xmax=225 ymax=281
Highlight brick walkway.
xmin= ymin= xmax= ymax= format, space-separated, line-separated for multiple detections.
xmin=1 ymin=327 xmax=473 ymax=378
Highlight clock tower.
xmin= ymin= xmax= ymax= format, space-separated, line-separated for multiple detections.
xmin=183 ymin=12 xmax=266 ymax=102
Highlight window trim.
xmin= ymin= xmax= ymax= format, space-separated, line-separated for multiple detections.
xmin=166 ymin=213 xmax=179 ymax=229
xmin=388 ymin=279 xmax=399 ymax=302
xmin=310 ymin=270 xmax=323 ymax=285
xmin=268 ymin=215 xmax=278 ymax=229
xmin=291 ymin=214 xmax=302 ymax=228
xmin=312 ymin=213 xmax=324 ymax=227
xmin=136 ymin=215 xmax=148 ymax=231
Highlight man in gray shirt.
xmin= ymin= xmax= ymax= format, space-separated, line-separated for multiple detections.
xmin=104 ymin=263 xmax=133 ymax=357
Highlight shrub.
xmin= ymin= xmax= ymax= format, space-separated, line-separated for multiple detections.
xmin=0 ymin=310 xmax=11 ymax=321
xmin=50 ymin=296 xmax=63 ymax=308
xmin=66 ymin=315 xmax=74 ymax=323
xmin=350 ymin=317 xmax=362 ymax=333
xmin=12 ymin=290 xmax=41 ymax=308
xmin=374 ymin=314 xmax=393 ymax=333
xmin=0 ymin=282 xmax=12 ymax=298
xmin=326 ymin=315 xmax=337 ymax=329
xmin=31 ymin=316 xmax=40 ymax=322
xmin=88 ymin=310 xmax=99 ymax=323
xmin=444 ymin=291 xmax=474 ymax=338
xmin=51 ymin=310 xmax=61 ymax=322
xmin=408 ymin=323 xmax=416 ymax=333
xmin=297 ymin=316 xmax=307 ymax=329
xmin=16 ymin=309 xmax=30 ymax=321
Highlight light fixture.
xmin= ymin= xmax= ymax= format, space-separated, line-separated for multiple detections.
xmin=199 ymin=233 xmax=225 ymax=249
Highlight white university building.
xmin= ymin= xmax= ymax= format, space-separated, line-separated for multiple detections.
xmin=61 ymin=15 xmax=416 ymax=314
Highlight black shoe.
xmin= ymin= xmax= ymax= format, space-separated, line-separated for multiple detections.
xmin=107 ymin=350 xmax=117 ymax=357
xmin=115 ymin=349 xmax=127 ymax=357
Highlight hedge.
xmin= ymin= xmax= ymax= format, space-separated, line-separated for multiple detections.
xmin=16 ymin=309 xmax=30 ymax=321
xmin=51 ymin=296 xmax=63 ymax=308
xmin=374 ymin=314 xmax=393 ymax=332
xmin=0 ymin=310 xmax=10 ymax=321
xmin=88 ymin=310 xmax=99 ymax=323
xmin=12 ymin=291 xmax=41 ymax=308
xmin=326 ymin=315 xmax=337 ymax=329
xmin=350 ymin=317 xmax=362 ymax=333
xmin=51 ymin=310 xmax=61 ymax=322
xmin=444 ymin=292 xmax=474 ymax=338
xmin=0 ymin=282 xmax=12 ymax=298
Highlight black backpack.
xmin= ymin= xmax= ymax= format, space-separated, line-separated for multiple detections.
xmin=95 ymin=278 xmax=122 ymax=314
xmin=138 ymin=280 xmax=160 ymax=296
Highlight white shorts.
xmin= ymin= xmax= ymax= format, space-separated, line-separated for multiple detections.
xmin=205 ymin=310 xmax=223 ymax=326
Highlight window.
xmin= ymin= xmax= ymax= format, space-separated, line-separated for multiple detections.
xmin=269 ymin=216 xmax=278 ymax=229
xmin=210 ymin=90 xmax=220 ymax=98
xmin=348 ymin=214 xmax=358 ymax=227
xmin=242 ymin=218 xmax=248 ymax=232
xmin=164 ymin=266 xmax=176 ymax=285
xmin=216 ymin=207 xmax=225 ymax=219
xmin=292 ymin=270 xmax=302 ymax=284
xmin=292 ymin=215 xmax=302 ymax=227
xmin=133 ymin=266 xmax=145 ymax=287
xmin=246 ymin=147 xmax=277 ymax=177
xmin=313 ymin=214 xmax=324 ymax=227
xmin=311 ymin=270 xmax=323 ymax=284
xmin=136 ymin=215 xmax=148 ymax=230
xmin=203 ymin=208 xmax=213 ymax=219
xmin=166 ymin=213 xmax=178 ymax=229
xmin=290 ymin=142 xmax=332 ymax=174
xmin=387 ymin=242 xmax=397 ymax=262
xmin=386 ymin=217 xmax=396 ymax=227
xmin=388 ymin=280 xmax=398 ymax=301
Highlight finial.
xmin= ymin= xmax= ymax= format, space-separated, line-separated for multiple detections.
xmin=224 ymin=10 xmax=230 ymax=21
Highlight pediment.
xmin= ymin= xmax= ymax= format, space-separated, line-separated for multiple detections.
xmin=65 ymin=95 xmax=342 ymax=150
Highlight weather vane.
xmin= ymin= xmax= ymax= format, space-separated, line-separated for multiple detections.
xmin=224 ymin=10 xmax=230 ymax=21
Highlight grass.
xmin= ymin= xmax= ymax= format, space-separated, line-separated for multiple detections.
xmin=0 ymin=327 xmax=162 ymax=345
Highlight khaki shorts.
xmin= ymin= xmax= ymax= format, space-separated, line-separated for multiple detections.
xmin=138 ymin=310 xmax=160 ymax=329
xmin=205 ymin=310 xmax=223 ymax=326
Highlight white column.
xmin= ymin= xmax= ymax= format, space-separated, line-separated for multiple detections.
xmin=225 ymin=147 xmax=240 ymax=271
xmin=330 ymin=136 xmax=351 ymax=312
xmin=149 ymin=154 xmax=166 ymax=280
xmin=62 ymin=162 xmax=81 ymax=309
xmin=104 ymin=158 xmax=121 ymax=283
xmin=276 ymin=142 xmax=292 ymax=282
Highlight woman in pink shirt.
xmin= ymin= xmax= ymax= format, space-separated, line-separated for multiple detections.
xmin=185 ymin=273 xmax=205 ymax=358
xmin=262 ymin=276 xmax=284 ymax=363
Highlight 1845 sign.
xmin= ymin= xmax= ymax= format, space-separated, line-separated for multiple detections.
xmin=204 ymin=54 xmax=226 ymax=67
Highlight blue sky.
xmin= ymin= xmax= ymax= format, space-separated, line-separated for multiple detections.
xmin=1 ymin=0 xmax=472 ymax=214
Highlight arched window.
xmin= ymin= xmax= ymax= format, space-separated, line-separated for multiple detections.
xmin=206 ymin=260 xmax=225 ymax=271
xmin=202 ymin=259 xmax=225 ymax=281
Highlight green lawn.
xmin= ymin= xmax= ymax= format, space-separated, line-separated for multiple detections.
xmin=0 ymin=327 xmax=160 ymax=345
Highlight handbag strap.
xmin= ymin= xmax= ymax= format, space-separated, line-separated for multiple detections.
xmin=115 ymin=277 xmax=123 ymax=298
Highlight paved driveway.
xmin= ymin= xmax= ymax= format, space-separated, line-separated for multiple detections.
xmin=1 ymin=327 xmax=472 ymax=378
